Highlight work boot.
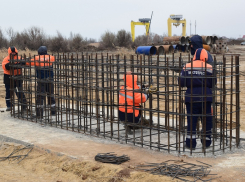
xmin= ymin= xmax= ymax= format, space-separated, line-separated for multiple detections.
xmin=185 ymin=138 xmax=197 ymax=149
xmin=201 ymin=138 xmax=212 ymax=148
xmin=51 ymin=107 xmax=56 ymax=116
xmin=6 ymin=107 xmax=11 ymax=111
xmin=124 ymin=125 xmax=133 ymax=135
xmin=201 ymin=130 xmax=212 ymax=148
xmin=184 ymin=142 xmax=196 ymax=150
xmin=36 ymin=108 xmax=43 ymax=119
xmin=21 ymin=108 xmax=29 ymax=114
xmin=141 ymin=118 xmax=151 ymax=126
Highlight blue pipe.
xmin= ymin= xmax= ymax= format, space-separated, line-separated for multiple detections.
xmin=135 ymin=46 xmax=157 ymax=55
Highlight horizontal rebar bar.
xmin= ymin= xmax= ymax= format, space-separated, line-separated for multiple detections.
xmin=8 ymin=53 xmax=240 ymax=155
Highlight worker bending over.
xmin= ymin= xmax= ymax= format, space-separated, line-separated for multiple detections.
xmin=118 ymin=72 xmax=149 ymax=134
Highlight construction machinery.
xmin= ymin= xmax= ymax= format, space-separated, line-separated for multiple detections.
xmin=167 ymin=14 xmax=186 ymax=37
xmin=131 ymin=12 xmax=153 ymax=42
xmin=131 ymin=19 xmax=150 ymax=42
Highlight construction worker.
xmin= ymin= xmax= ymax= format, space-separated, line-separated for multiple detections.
xmin=179 ymin=48 xmax=216 ymax=149
xmin=189 ymin=35 xmax=213 ymax=63
xmin=189 ymin=34 xmax=214 ymax=139
xmin=2 ymin=46 xmax=27 ymax=111
xmin=26 ymin=46 xmax=56 ymax=118
xmin=118 ymin=72 xmax=149 ymax=134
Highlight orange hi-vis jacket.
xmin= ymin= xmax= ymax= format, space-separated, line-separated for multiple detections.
xmin=27 ymin=55 xmax=55 ymax=67
xmin=2 ymin=47 xmax=22 ymax=76
xmin=26 ymin=54 xmax=55 ymax=79
xmin=119 ymin=74 xmax=148 ymax=117
xmin=179 ymin=48 xmax=216 ymax=103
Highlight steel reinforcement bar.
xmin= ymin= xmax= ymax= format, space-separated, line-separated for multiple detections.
xmin=8 ymin=52 xmax=240 ymax=155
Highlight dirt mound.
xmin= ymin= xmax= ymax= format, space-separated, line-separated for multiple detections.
xmin=0 ymin=142 xmax=176 ymax=182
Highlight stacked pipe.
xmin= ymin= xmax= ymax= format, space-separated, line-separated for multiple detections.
xmin=156 ymin=35 xmax=226 ymax=55
xmin=135 ymin=35 xmax=226 ymax=55
xmin=162 ymin=36 xmax=186 ymax=45
xmin=163 ymin=36 xmax=186 ymax=54
xmin=214 ymin=39 xmax=228 ymax=54
xmin=163 ymin=36 xmax=188 ymax=54
xmin=135 ymin=46 xmax=157 ymax=55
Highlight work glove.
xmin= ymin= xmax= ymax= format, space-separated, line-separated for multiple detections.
xmin=145 ymin=88 xmax=149 ymax=95
xmin=20 ymin=60 xmax=26 ymax=65
xmin=15 ymin=60 xmax=26 ymax=65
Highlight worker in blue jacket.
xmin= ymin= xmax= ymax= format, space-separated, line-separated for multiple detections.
xmin=189 ymin=35 xmax=213 ymax=64
xmin=180 ymin=48 xmax=216 ymax=149
xmin=26 ymin=46 xmax=56 ymax=118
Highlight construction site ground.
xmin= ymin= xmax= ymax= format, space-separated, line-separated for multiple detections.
xmin=0 ymin=45 xmax=245 ymax=181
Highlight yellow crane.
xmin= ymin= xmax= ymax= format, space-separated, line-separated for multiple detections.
xmin=131 ymin=12 xmax=153 ymax=42
xmin=167 ymin=14 xmax=186 ymax=37
xmin=131 ymin=19 xmax=150 ymax=42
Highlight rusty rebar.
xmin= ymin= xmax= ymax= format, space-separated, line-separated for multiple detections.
xmin=8 ymin=52 xmax=240 ymax=155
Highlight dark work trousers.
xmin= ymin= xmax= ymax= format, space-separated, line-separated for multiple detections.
xmin=186 ymin=102 xmax=212 ymax=148
xmin=119 ymin=110 xmax=141 ymax=129
xmin=36 ymin=80 xmax=56 ymax=117
xmin=5 ymin=80 xmax=27 ymax=108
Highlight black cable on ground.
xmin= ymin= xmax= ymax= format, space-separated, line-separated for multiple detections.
xmin=0 ymin=145 xmax=33 ymax=163
xmin=95 ymin=152 xmax=130 ymax=164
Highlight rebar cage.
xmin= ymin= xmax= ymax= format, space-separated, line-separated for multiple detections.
xmin=8 ymin=52 xmax=240 ymax=155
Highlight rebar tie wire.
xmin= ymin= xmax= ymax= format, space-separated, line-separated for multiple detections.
xmin=0 ymin=145 xmax=33 ymax=164
xmin=95 ymin=152 xmax=130 ymax=164
xmin=136 ymin=160 xmax=220 ymax=182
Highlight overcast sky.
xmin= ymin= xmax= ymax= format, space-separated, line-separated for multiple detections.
xmin=0 ymin=0 xmax=244 ymax=41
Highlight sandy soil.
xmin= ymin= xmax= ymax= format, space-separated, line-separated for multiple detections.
xmin=0 ymin=45 xmax=245 ymax=182
xmin=0 ymin=142 xmax=179 ymax=182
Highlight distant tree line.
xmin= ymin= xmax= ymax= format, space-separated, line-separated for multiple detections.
xmin=0 ymin=26 xmax=168 ymax=52
xmin=100 ymin=30 xmax=167 ymax=49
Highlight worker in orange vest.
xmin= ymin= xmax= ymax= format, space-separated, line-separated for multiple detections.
xmin=2 ymin=46 xmax=27 ymax=111
xmin=118 ymin=72 xmax=149 ymax=134
xmin=180 ymin=48 xmax=217 ymax=150
xmin=26 ymin=46 xmax=56 ymax=118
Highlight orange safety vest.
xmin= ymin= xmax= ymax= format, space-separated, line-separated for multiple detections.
xmin=119 ymin=74 xmax=147 ymax=117
xmin=2 ymin=47 xmax=22 ymax=75
xmin=27 ymin=55 xmax=55 ymax=67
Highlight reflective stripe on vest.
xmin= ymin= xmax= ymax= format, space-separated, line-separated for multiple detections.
xmin=186 ymin=134 xmax=196 ymax=139
xmin=119 ymin=92 xmax=134 ymax=100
